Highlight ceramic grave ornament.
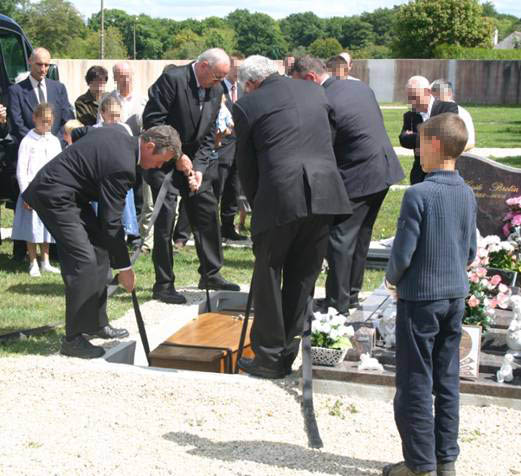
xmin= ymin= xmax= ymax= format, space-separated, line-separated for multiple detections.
xmin=507 ymin=295 xmax=521 ymax=357
xmin=497 ymin=353 xmax=514 ymax=384
xmin=377 ymin=306 xmax=396 ymax=348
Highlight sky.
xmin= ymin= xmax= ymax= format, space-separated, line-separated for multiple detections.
xmin=70 ymin=0 xmax=521 ymax=22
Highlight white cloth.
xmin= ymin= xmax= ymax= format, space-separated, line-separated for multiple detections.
xmin=28 ymin=75 xmax=47 ymax=103
xmin=458 ymin=105 xmax=476 ymax=149
xmin=16 ymin=129 xmax=61 ymax=193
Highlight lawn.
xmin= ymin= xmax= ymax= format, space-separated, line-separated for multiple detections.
xmin=382 ymin=105 xmax=521 ymax=148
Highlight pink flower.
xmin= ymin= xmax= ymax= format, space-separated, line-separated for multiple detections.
xmin=503 ymin=223 xmax=511 ymax=237
xmin=490 ymin=274 xmax=502 ymax=286
xmin=476 ymin=267 xmax=487 ymax=278
xmin=504 ymin=211 xmax=514 ymax=221
xmin=467 ymin=295 xmax=480 ymax=308
xmin=489 ymin=297 xmax=498 ymax=309
xmin=480 ymin=257 xmax=490 ymax=266
xmin=497 ymin=292 xmax=510 ymax=309
xmin=499 ymin=283 xmax=509 ymax=294
xmin=469 ymin=273 xmax=480 ymax=283
xmin=512 ymin=214 xmax=521 ymax=226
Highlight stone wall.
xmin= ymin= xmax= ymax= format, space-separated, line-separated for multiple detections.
xmin=53 ymin=58 xmax=521 ymax=105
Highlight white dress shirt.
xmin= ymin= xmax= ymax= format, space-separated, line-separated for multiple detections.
xmin=458 ymin=105 xmax=476 ymax=149
xmin=29 ymin=75 xmax=47 ymax=103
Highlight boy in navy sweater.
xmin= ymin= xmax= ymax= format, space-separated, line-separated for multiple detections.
xmin=384 ymin=113 xmax=477 ymax=476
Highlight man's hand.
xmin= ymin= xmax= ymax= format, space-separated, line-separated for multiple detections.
xmin=118 ymin=269 xmax=136 ymax=292
xmin=0 ymin=104 xmax=6 ymax=124
xmin=188 ymin=171 xmax=203 ymax=193
xmin=404 ymin=130 xmax=413 ymax=135
xmin=384 ymin=278 xmax=398 ymax=301
xmin=176 ymin=154 xmax=193 ymax=176
xmin=23 ymin=202 xmax=32 ymax=211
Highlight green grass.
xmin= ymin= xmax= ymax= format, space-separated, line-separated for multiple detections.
xmin=0 ymin=200 xmax=392 ymax=356
xmin=382 ymin=105 xmax=521 ymax=148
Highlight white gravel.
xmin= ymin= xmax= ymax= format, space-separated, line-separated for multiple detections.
xmin=1 ymin=290 xmax=521 ymax=475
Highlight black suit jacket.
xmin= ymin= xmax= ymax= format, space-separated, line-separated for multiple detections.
xmin=7 ymin=77 xmax=74 ymax=144
xmin=399 ymin=99 xmax=459 ymax=157
xmin=233 ymin=74 xmax=352 ymax=236
xmin=23 ymin=127 xmax=138 ymax=269
xmin=142 ymin=62 xmax=222 ymax=193
xmin=323 ymin=77 xmax=404 ymax=198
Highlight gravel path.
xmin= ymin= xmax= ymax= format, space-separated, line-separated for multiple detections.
xmin=1 ymin=290 xmax=521 ymax=475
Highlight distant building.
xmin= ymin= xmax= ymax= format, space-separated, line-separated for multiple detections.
xmin=495 ymin=31 xmax=521 ymax=49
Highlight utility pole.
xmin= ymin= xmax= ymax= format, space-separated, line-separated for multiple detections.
xmin=100 ymin=0 xmax=105 ymax=59
xmin=133 ymin=16 xmax=137 ymax=60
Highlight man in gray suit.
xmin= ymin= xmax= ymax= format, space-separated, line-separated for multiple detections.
xmin=293 ymin=56 xmax=404 ymax=315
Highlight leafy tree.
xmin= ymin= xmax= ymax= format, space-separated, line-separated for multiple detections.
xmin=203 ymin=27 xmax=237 ymax=52
xmin=162 ymin=29 xmax=204 ymax=60
xmin=360 ymin=7 xmax=399 ymax=46
xmin=66 ymin=26 xmax=128 ymax=59
xmin=0 ymin=0 xmax=19 ymax=19
xmin=341 ymin=17 xmax=375 ymax=50
xmin=280 ymin=12 xmax=324 ymax=49
xmin=227 ymin=9 xmax=287 ymax=58
xmin=16 ymin=0 xmax=86 ymax=57
xmin=392 ymin=0 xmax=495 ymax=58
xmin=354 ymin=43 xmax=393 ymax=59
xmin=308 ymin=38 xmax=342 ymax=58
xmin=323 ymin=17 xmax=348 ymax=45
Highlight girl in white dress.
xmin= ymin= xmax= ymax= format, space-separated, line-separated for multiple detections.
xmin=11 ymin=103 xmax=62 ymax=277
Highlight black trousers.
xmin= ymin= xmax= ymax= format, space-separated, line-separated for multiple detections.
xmin=218 ymin=159 xmax=240 ymax=228
xmin=173 ymin=198 xmax=191 ymax=243
xmin=251 ymin=215 xmax=331 ymax=366
xmin=148 ymin=161 xmax=224 ymax=291
xmin=33 ymin=200 xmax=109 ymax=337
xmin=410 ymin=157 xmax=426 ymax=185
xmin=325 ymin=188 xmax=388 ymax=313
xmin=394 ymin=298 xmax=463 ymax=472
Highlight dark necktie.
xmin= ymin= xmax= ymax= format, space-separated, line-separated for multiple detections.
xmin=37 ymin=82 xmax=45 ymax=103
xmin=198 ymin=88 xmax=205 ymax=108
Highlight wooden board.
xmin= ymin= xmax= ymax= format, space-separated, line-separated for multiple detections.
xmin=149 ymin=312 xmax=254 ymax=373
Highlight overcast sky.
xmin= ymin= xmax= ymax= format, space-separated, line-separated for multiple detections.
xmin=70 ymin=0 xmax=521 ymax=22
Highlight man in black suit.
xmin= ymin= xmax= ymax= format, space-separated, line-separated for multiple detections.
xmin=234 ymin=55 xmax=352 ymax=378
xmin=8 ymin=47 xmax=74 ymax=145
xmin=23 ymin=125 xmax=182 ymax=359
xmin=293 ymin=56 xmax=404 ymax=315
xmin=400 ymin=75 xmax=459 ymax=184
xmin=217 ymin=56 xmax=248 ymax=241
xmin=143 ymin=48 xmax=240 ymax=305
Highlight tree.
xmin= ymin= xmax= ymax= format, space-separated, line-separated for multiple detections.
xmin=16 ymin=0 xmax=86 ymax=57
xmin=280 ymin=12 xmax=324 ymax=49
xmin=360 ymin=7 xmax=399 ymax=46
xmin=323 ymin=17 xmax=348 ymax=45
xmin=162 ymin=29 xmax=204 ymax=60
xmin=392 ymin=0 xmax=495 ymax=58
xmin=227 ymin=9 xmax=287 ymax=58
xmin=0 ymin=0 xmax=19 ymax=18
xmin=341 ymin=17 xmax=375 ymax=50
xmin=66 ymin=26 xmax=128 ymax=59
xmin=203 ymin=27 xmax=237 ymax=52
xmin=308 ymin=38 xmax=342 ymax=58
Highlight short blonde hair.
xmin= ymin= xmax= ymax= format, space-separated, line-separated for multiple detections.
xmin=419 ymin=113 xmax=468 ymax=159
xmin=64 ymin=119 xmax=84 ymax=134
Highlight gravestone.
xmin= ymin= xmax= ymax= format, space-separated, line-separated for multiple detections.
xmin=457 ymin=153 xmax=521 ymax=237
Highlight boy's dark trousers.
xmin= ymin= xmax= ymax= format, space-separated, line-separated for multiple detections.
xmin=394 ymin=298 xmax=464 ymax=473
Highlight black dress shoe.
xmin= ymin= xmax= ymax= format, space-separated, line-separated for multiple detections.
xmin=313 ymin=298 xmax=329 ymax=313
xmin=349 ymin=294 xmax=360 ymax=308
xmin=153 ymin=288 xmax=187 ymax=304
xmin=198 ymin=275 xmax=240 ymax=291
xmin=90 ymin=325 xmax=129 ymax=339
xmin=238 ymin=357 xmax=287 ymax=379
xmin=222 ymin=227 xmax=248 ymax=241
xmin=60 ymin=335 xmax=105 ymax=359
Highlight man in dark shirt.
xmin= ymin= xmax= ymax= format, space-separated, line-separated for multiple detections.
xmin=74 ymin=65 xmax=108 ymax=126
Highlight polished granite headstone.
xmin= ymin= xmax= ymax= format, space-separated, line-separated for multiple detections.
xmin=457 ymin=153 xmax=521 ymax=237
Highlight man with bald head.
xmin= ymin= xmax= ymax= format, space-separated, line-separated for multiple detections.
xmin=399 ymin=75 xmax=458 ymax=184
xmin=143 ymin=47 xmax=240 ymax=303
xmin=8 ymin=47 xmax=74 ymax=144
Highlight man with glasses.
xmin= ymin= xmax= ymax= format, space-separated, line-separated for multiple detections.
xmin=143 ymin=48 xmax=240 ymax=305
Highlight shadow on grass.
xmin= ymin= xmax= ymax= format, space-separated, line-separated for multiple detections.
xmin=0 ymin=329 xmax=63 ymax=356
xmin=7 ymin=282 xmax=64 ymax=296
xmin=162 ymin=431 xmax=384 ymax=474
xmin=0 ymin=251 xmax=27 ymax=274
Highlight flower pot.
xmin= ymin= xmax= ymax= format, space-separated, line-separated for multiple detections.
xmin=311 ymin=346 xmax=348 ymax=367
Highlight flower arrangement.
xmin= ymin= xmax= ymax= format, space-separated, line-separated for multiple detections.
xmin=311 ymin=308 xmax=354 ymax=349
xmin=477 ymin=235 xmax=521 ymax=273
xmin=466 ymin=259 xmax=511 ymax=333
xmin=502 ymin=195 xmax=521 ymax=239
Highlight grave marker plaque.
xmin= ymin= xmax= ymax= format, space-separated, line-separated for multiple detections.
xmin=457 ymin=153 xmax=521 ymax=237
